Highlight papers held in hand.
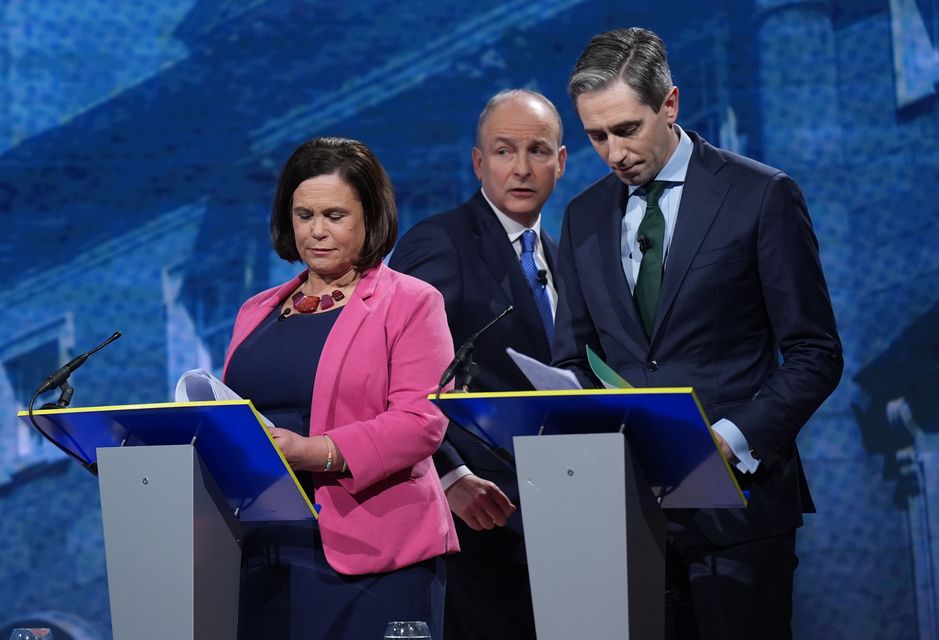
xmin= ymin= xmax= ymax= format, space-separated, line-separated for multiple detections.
xmin=175 ymin=369 xmax=274 ymax=427
xmin=505 ymin=345 xmax=633 ymax=390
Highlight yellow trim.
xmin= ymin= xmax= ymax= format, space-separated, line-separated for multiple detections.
xmin=430 ymin=387 xmax=695 ymax=401
xmin=708 ymin=426 xmax=749 ymax=507
xmin=18 ymin=399 xmax=319 ymax=519
xmin=683 ymin=394 xmax=748 ymax=506
xmin=429 ymin=386 xmax=748 ymax=508
xmin=18 ymin=399 xmax=251 ymax=417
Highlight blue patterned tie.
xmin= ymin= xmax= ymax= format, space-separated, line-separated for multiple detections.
xmin=520 ymin=229 xmax=554 ymax=343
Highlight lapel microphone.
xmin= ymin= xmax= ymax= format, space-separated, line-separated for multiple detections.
xmin=637 ymin=233 xmax=652 ymax=254
xmin=536 ymin=269 xmax=548 ymax=286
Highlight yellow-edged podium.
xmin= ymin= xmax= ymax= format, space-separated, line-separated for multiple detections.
xmin=19 ymin=401 xmax=317 ymax=640
xmin=434 ymin=388 xmax=746 ymax=640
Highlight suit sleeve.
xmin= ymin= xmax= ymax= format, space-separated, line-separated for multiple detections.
xmin=550 ymin=202 xmax=603 ymax=386
xmin=726 ymin=173 xmax=844 ymax=470
xmin=328 ymin=285 xmax=456 ymax=493
xmin=389 ymin=222 xmax=468 ymax=477
xmin=389 ymin=221 xmax=464 ymax=323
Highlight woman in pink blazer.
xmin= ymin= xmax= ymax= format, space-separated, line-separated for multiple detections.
xmin=223 ymin=137 xmax=458 ymax=640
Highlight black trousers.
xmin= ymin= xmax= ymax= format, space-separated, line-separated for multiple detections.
xmin=665 ymin=530 xmax=798 ymax=640
xmin=442 ymin=555 xmax=536 ymax=640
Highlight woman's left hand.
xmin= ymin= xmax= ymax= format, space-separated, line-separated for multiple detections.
xmin=270 ymin=427 xmax=316 ymax=470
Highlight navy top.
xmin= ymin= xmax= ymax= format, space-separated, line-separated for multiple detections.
xmin=226 ymin=304 xmax=342 ymax=496
xmin=229 ymin=302 xmax=446 ymax=640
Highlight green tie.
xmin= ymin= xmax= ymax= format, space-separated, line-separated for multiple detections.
xmin=634 ymin=180 xmax=668 ymax=338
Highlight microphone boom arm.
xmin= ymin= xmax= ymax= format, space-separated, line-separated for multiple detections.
xmin=437 ymin=306 xmax=513 ymax=394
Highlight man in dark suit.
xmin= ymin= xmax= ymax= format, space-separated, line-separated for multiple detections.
xmin=553 ymin=29 xmax=843 ymax=639
xmin=389 ymin=89 xmax=566 ymax=640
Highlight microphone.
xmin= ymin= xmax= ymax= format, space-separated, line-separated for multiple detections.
xmin=637 ymin=233 xmax=651 ymax=254
xmin=437 ymin=306 xmax=513 ymax=392
xmin=536 ymin=269 xmax=548 ymax=286
xmin=37 ymin=331 xmax=122 ymax=395
xmin=29 ymin=330 xmax=122 ymax=476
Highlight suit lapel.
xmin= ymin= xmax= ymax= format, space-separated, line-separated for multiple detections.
xmin=541 ymin=228 xmax=558 ymax=275
xmin=595 ymin=176 xmax=650 ymax=350
xmin=468 ymin=192 xmax=551 ymax=359
xmin=311 ymin=265 xmax=379 ymax=421
xmin=468 ymin=193 xmax=516 ymax=305
xmin=652 ymin=134 xmax=729 ymax=342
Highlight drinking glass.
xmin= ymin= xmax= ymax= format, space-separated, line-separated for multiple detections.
xmin=383 ymin=620 xmax=431 ymax=639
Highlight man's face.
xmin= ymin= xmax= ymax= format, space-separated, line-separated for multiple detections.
xmin=576 ymin=81 xmax=679 ymax=186
xmin=472 ymin=96 xmax=567 ymax=226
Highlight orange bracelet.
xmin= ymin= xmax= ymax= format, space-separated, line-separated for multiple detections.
xmin=323 ymin=435 xmax=334 ymax=472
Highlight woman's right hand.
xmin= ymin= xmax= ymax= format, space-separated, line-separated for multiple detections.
xmin=270 ymin=427 xmax=316 ymax=470
xmin=271 ymin=428 xmax=345 ymax=472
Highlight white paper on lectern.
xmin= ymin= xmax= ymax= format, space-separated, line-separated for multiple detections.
xmin=174 ymin=368 xmax=274 ymax=427
xmin=506 ymin=348 xmax=582 ymax=391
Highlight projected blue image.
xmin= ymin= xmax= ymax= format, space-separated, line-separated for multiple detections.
xmin=1 ymin=1 xmax=938 ymax=638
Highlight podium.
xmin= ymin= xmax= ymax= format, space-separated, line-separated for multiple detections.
xmin=435 ymin=388 xmax=746 ymax=640
xmin=19 ymin=401 xmax=316 ymax=640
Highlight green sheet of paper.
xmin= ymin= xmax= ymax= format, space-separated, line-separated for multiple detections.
xmin=587 ymin=345 xmax=634 ymax=389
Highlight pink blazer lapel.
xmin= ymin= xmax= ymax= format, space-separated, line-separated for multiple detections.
xmin=222 ymin=273 xmax=304 ymax=377
xmin=309 ymin=265 xmax=383 ymax=431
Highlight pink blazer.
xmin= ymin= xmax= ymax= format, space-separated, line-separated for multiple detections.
xmin=223 ymin=263 xmax=459 ymax=574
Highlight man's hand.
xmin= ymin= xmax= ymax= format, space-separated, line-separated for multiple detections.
xmin=445 ymin=474 xmax=516 ymax=531
xmin=712 ymin=431 xmax=736 ymax=463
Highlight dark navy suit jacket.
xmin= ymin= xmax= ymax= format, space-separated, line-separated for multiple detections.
xmin=552 ymin=131 xmax=843 ymax=546
xmin=389 ymin=189 xmax=557 ymax=559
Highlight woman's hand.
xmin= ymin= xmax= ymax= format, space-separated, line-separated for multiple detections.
xmin=270 ymin=428 xmax=345 ymax=472
xmin=270 ymin=427 xmax=316 ymax=470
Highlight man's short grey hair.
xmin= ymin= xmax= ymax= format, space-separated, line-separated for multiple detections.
xmin=568 ymin=28 xmax=673 ymax=113
xmin=475 ymin=89 xmax=564 ymax=148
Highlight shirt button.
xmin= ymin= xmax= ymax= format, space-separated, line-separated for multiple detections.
xmin=647 ymin=361 xmax=659 ymax=372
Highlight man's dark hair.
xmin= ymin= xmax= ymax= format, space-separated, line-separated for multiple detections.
xmin=270 ymin=137 xmax=397 ymax=271
xmin=568 ymin=28 xmax=673 ymax=113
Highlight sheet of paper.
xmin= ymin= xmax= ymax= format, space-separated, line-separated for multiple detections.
xmin=506 ymin=348 xmax=582 ymax=390
xmin=175 ymin=369 xmax=274 ymax=427
xmin=586 ymin=345 xmax=634 ymax=389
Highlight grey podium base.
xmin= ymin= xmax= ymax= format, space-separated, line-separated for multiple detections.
xmin=97 ymin=444 xmax=242 ymax=640
xmin=515 ymin=433 xmax=666 ymax=640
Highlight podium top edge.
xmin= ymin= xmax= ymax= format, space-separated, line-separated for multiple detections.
xmin=430 ymin=387 xmax=695 ymax=400
xmin=17 ymin=400 xmax=253 ymax=416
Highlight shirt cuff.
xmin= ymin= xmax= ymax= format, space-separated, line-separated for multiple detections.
xmin=711 ymin=418 xmax=761 ymax=473
xmin=439 ymin=465 xmax=473 ymax=491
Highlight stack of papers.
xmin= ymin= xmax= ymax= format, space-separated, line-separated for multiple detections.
xmin=175 ymin=369 xmax=273 ymax=427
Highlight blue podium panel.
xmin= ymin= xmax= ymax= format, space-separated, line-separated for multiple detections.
xmin=19 ymin=401 xmax=316 ymax=521
xmin=434 ymin=388 xmax=747 ymax=509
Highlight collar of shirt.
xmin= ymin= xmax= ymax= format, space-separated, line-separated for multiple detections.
xmin=479 ymin=188 xmax=557 ymax=313
xmin=625 ymin=123 xmax=693 ymax=199
xmin=621 ymin=124 xmax=693 ymax=292
xmin=480 ymin=188 xmax=543 ymax=245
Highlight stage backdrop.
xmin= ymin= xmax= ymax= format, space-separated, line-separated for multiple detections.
xmin=1 ymin=1 xmax=938 ymax=638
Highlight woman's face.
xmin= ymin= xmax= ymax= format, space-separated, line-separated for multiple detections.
xmin=291 ymin=173 xmax=366 ymax=280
